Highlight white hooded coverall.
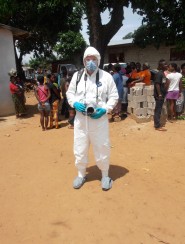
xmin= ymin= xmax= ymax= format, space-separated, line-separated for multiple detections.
xmin=66 ymin=47 xmax=118 ymax=177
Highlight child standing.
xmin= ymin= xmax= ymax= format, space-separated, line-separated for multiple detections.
xmin=34 ymin=75 xmax=51 ymax=131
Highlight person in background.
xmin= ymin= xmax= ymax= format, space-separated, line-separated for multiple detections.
xmin=61 ymin=69 xmax=69 ymax=117
xmin=127 ymin=62 xmax=142 ymax=88
xmin=16 ymin=75 xmax=24 ymax=88
xmin=130 ymin=62 xmax=143 ymax=86
xmin=153 ymin=59 xmax=168 ymax=131
xmin=120 ymin=67 xmax=129 ymax=114
xmin=34 ymin=75 xmax=51 ymax=131
xmin=162 ymin=63 xmax=170 ymax=118
xmin=175 ymin=64 xmax=184 ymax=118
xmin=164 ymin=65 xmax=170 ymax=77
xmin=107 ymin=63 xmax=114 ymax=75
xmin=35 ymin=67 xmax=43 ymax=81
xmin=64 ymin=77 xmax=76 ymax=129
xmin=9 ymin=69 xmax=26 ymax=118
xmin=57 ymin=72 xmax=61 ymax=89
xmin=46 ymin=73 xmax=51 ymax=84
xmin=66 ymin=46 xmax=118 ymax=191
xmin=112 ymin=63 xmax=123 ymax=121
xmin=140 ymin=62 xmax=151 ymax=86
xmin=16 ymin=75 xmax=26 ymax=105
xmin=180 ymin=63 xmax=185 ymax=115
xmin=166 ymin=63 xmax=182 ymax=121
xmin=47 ymin=73 xmax=61 ymax=129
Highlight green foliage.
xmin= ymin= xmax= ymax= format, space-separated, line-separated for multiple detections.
xmin=2 ymin=0 xmax=185 ymax=68
xmin=54 ymin=31 xmax=87 ymax=60
xmin=29 ymin=54 xmax=57 ymax=70
xmin=98 ymin=0 xmax=129 ymax=12
xmin=132 ymin=0 xmax=185 ymax=49
xmin=123 ymin=32 xmax=133 ymax=40
xmin=0 ymin=0 xmax=83 ymax=58
xmin=29 ymin=58 xmax=44 ymax=70
xmin=132 ymin=25 xmax=157 ymax=48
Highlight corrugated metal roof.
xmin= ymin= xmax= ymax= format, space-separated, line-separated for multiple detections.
xmin=0 ymin=23 xmax=29 ymax=38
xmin=108 ymin=38 xmax=133 ymax=46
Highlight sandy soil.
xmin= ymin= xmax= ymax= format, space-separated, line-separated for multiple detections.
xmin=0 ymin=91 xmax=185 ymax=244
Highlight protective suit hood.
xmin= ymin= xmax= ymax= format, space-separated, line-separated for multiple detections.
xmin=83 ymin=46 xmax=101 ymax=66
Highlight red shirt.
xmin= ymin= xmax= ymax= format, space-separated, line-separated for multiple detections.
xmin=9 ymin=82 xmax=19 ymax=94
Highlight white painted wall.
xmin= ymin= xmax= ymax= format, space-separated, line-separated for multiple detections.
xmin=0 ymin=28 xmax=17 ymax=116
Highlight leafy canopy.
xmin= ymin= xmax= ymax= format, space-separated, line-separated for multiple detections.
xmin=131 ymin=0 xmax=185 ymax=49
xmin=54 ymin=31 xmax=87 ymax=60
xmin=0 ymin=0 xmax=83 ymax=58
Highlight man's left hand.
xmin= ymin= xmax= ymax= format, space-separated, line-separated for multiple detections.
xmin=90 ymin=108 xmax=106 ymax=119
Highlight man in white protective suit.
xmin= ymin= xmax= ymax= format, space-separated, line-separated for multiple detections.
xmin=66 ymin=46 xmax=118 ymax=191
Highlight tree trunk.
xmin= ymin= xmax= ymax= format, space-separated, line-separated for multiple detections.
xmin=13 ymin=39 xmax=25 ymax=80
xmin=85 ymin=0 xmax=127 ymax=68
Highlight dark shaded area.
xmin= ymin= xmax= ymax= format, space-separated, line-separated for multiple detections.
xmin=86 ymin=164 xmax=129 ymax=182
xmin=59 ymin=121 xmax=69 ymax=128
xmin=0 ymin=118 xmax=7 ymax=122
xmin=22 ymin=103 xmax=39 ymax=119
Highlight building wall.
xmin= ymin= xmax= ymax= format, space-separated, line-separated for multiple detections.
xmin=124 ymin=45 xmax=171 ymax=69
xmin=0 ymin=28 xmax=16 ymax=116
xmin=105 ymin=44 xmax=185 ymax=69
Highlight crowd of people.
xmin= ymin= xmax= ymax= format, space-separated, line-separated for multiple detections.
xmin=8 ymin=48 xmax=185 ymax=190
xmin=153 ymin=60 xmax=184 ymax=131
xmin=104 ymin=60 xmax=185 ymax=129
xmin=104 ymin=61 xmax=152 ymax=121
xmin=8 ymin=58 xmax=185 ymax=131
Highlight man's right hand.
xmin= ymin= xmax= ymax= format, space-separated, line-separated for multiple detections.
xmin=73 ymin=102 xmax=86 ymax=112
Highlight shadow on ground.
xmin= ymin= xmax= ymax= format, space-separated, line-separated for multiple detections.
xmin=86 ymin=164 xmax=129 ymax=182
xmin=0 ymin=118 xmax=7 ymax=122
xmin=22 ymin=104 xmax=39 ymax=119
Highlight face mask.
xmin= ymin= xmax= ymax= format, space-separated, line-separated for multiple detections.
xmin=85 ymin=60 xmax=97 ymax=72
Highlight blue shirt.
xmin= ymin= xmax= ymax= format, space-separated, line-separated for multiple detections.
xmin=113 ymin=72 xmax=123 ymax=99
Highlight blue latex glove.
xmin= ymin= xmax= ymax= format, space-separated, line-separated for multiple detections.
xmin=90 ymin=108 xmax=106 ymax=119
xmin=73 ymin=102 xmax=86 ymax=112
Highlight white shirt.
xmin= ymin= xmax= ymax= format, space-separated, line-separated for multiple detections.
xmin=166 ymin=72 xmax=182 ymax=91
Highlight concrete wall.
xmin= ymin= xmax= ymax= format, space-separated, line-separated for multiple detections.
xmin=123 ymin=45 xmax=171 ymax=69
xmin=0 ymin=28 xmax=16 ymax=116
xmin=105 ymin=44 xmax=185 ymax=69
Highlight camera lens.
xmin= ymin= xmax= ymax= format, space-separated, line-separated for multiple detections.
xmin=86 ymin=106 xmax=94 ymax=115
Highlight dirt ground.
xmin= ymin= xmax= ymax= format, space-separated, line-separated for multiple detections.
xmin=0 ymin=91 xmax=185 ymax=244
